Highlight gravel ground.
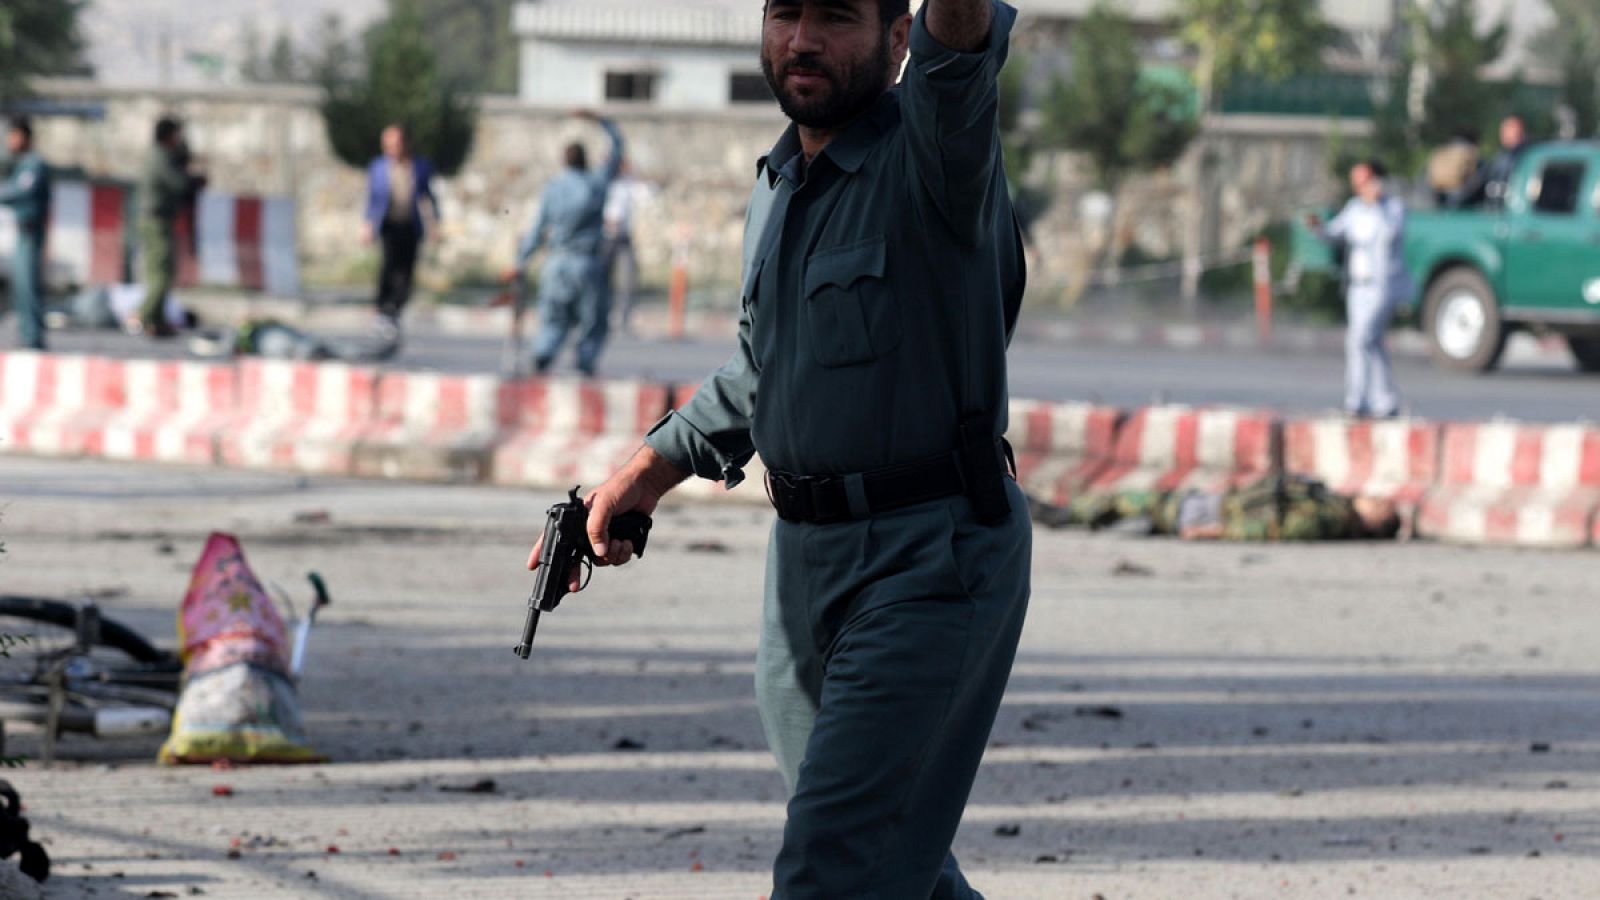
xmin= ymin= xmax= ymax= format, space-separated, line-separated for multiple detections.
xmin=1 ymin=457 xmax=1597 ymax=899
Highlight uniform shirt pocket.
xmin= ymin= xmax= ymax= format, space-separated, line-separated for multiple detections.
xmin=802 ymin=236 xmax=903 ymax=368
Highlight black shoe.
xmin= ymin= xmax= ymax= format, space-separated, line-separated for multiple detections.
xmin=533 ymin=357 xmax=553 ymax=375
xmin=143 ymin=320 xmax=179 ymax=339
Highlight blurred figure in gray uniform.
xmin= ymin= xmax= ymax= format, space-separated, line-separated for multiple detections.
xmin=505 ymin=110 xmax=625 ymax=376
xmin=1308 ymin=158 xmax=1411 ymax=418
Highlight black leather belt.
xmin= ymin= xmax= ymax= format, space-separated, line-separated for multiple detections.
xmin=765 ymin=441 xmax=1013 ymax=525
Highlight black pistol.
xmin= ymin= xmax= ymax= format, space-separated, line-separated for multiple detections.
xmin=515 ymin=486 xmax=652 ymax=659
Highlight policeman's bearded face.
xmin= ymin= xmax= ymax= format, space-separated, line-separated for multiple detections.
xmin=761 ymin=0 xmax=912 ymax=131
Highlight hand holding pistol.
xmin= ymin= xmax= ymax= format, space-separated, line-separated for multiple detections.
xmin=515 ymin=486 xmax=651 ymax=659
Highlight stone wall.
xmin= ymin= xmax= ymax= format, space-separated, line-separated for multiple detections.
xmin=26 ymin=80 xmax=1358 ymax=306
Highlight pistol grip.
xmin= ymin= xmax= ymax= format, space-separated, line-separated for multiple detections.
xmin=608 ymin=511 xmax=653 ymax=557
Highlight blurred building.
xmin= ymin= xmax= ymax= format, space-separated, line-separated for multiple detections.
xmin=512 ymin=0 xmax=1551 ymax=113
xmin=512 ymin=0 xmax=767 ymax=110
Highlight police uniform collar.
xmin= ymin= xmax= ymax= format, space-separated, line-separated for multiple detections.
xmin=757 ymin=90 xmax=901 ymax=188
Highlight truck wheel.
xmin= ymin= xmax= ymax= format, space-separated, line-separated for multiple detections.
xmin=1568 ymin=336 xmax=1600 ymax=373
xmin=1424 ymin=268 xmax=1507 ymax=373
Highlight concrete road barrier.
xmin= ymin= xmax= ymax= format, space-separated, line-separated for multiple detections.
xmin=0 ymin=352 xmax=126 ymax=457
xmin=1285 ymin=417 xmax=1441 ymax=534
xmin=1084 ymin=405 xmax=1281 ymax=497
xmin=95 ymin=358 xmax=235 ymax=466
xmin=352 ymin=371 xmax=503 ymax=483
xmin=218 ymin=359 xmax=381 ymax=475
xmin=1006 ymin=398 xmax=1122 ymax=507
xmin=7 ymin=349 xmax=1600 ymax=553
xmin=490 ymin=377 xmax=670 ymax=491
xmin=1417 ymin=421 xmax=1600 ymax=548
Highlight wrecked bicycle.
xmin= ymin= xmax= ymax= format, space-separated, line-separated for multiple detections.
xmin=0 ymin=572 xmax=330 ymax=762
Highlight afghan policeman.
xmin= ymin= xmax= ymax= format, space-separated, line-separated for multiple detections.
xmin=505 ymin=111 xmax=625 ymax=377
xmin=1 ymin=117 xmax=52 ymax=350
xmin=528 ymin=1 xmax=1028 ymax=896
xmin=1309 ymin=158 xmax=1410 ymax=418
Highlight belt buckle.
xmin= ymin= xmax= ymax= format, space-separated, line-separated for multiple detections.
xmin=767 ymin=471 xmax=831 ymax=522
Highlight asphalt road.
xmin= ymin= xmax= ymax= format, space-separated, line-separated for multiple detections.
xmin=11 ymin=323 xmax=1597 ymax=423
xmin=5 ymin=457 xmax=1600 ymax=898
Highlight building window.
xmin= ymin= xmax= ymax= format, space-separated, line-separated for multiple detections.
xmin=729 ymin=72 xmax=774 ymax=104
xmin=604 ymin=71 xmax=658 ymax=103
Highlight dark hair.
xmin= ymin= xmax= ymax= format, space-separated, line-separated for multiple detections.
xmin=763 ymin=0 xmax=910 ymax=25
xmin=564 ymin=142 xmax=587 ymax=170
xmin=7 ymin=116 xmax=31 ymax=142
xmin=877 ymin=0 xmax=910 ymax=22
xmin=1358 ymin=157 xmax=1387 ymax=178
xmin=154 ymin=116 xmax=182 ymax=145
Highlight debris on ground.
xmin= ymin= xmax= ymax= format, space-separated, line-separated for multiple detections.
xmin=438 ymin=779 xmax=497 ymax=794
xmin=1111 ymin=560 xmax=1154 ymax=577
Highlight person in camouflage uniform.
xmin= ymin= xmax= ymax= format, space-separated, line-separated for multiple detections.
xmin=1034 ymin=475 xmax=1400 ymax=542
xmin=1169 ymin=474 xmax=1400 ymax=542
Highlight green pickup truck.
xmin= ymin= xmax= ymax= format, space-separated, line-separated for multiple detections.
xmin=1293 ymin=141 xmax=1600 ymax=372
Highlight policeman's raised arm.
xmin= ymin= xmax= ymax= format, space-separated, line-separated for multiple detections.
xmin=900 ymin=1 xmax=1017 ymax=244
xmin=925 ymin=0 xmax=994 ymax=51
xmin=578 ymin=112 xmax=625 ymax=185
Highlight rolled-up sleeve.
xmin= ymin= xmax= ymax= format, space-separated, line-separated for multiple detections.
xmin=644 ymin=302 xmax=759 ymax=486
xmin=900 ymin=0 xmax=1017 ymax=243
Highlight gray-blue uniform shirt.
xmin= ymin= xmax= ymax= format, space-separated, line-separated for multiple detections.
xmin=0 ymin=152 xmax=52 ymax=236
xmin=515 ymin=120 xmax=626 ymax=265
xmin=646 ymin=1 xmax=1025 ymax=484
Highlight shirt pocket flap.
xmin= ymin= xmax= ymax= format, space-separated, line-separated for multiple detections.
xmin=804 ymin=237 xmax=886 ymax=297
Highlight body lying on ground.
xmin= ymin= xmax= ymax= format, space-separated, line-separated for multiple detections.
xmin=1031 ymin=474 xmax=1401 ymax=542
xmin=187 ymin=318 xmax=400 ymax=362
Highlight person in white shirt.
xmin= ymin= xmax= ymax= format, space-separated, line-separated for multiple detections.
xmin=1307 ymin=158 xmax=1411 ymax=418
xmin=602 ymin=160 xmax=647 ymax=334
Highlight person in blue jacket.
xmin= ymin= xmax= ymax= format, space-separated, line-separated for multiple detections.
xmin=363 ymin=123 xmax=438 ymax=330
xmin=1 ymin=117 xmax=52 ymax=350
xmin=504 ymin=110 xmax=625 ymax=376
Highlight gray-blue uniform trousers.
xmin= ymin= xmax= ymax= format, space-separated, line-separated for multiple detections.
xmin=644 ymin=5 xmax=1029 ymax=897
xmin=514 ymin=119 xmax=625 ymax=375
xmin=1 ymin=152 xmax=52 ymax=350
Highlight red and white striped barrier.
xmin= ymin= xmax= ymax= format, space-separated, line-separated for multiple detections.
xmin=0 ymin=352 xmax=124 ymax=456
xmin=661 ymin=380 xmax=768 ymax=504
xmin=1007 ymin=399 xmax=1122 ymax=507
xmin=94 ymin=359 xmax=235 ymax=466
xmin=1285 ymin=417 xmax=1441 ymax=526
xmin=353 ymin=371 xmax=504 ymax=482
xmin=490 ymin=378 xmax=670 ymax=490
xmin=1085 ymin=405 xmax=1280 ymax=496
xmin=189 ymin=193 xmax=300 ymax=295
xmin=1416 ymin=421 xmax=1600 ymax=548
xmin=218 ymin=360 xmax=380 ymax=475
xmin=0 ymin=181 xmax=127 ymax=287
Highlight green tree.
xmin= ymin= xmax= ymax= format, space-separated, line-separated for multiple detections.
xmin=267 ymin=31 xmax=299 ymax=83
xmin=412 ymin=0 xmax=520 ymax=94
xmin=1417 ymin=0 xmax=1508 ymax=148
xmin=1045 ymin=5 xmax=1197 ymax=192
xmin=1537 ymin=0 xmax=1600 ymax=137
xmin=0 ymin=0 xmax=88 ymax=104
xmin=1175 ymin=0 xmax=1335 ymax=111
xmin=319 ymin=0 xmax=478 ymax=176
xmin=1041 ymin=5 xmax=1196 ymax=278
xmin=238 ymin=22 xmax=266 ymax=83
